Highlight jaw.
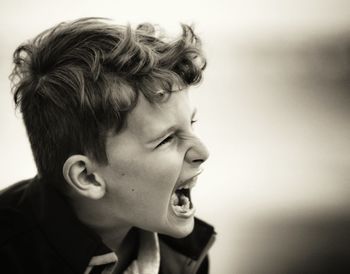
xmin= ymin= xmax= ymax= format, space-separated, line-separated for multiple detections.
xmin=164 ymin=202 xmax=195 ymax=238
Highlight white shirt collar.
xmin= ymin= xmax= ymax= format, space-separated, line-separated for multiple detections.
xmin=124 ymin=230 xmax=160 ymax=274
xmin=85 ymin=230 xmax=160 ymax=274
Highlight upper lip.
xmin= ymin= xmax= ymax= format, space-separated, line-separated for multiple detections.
xmin=175 ymin=169 xmax=203 ymax=190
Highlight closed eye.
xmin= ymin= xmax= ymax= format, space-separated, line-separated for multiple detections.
xmin=156 ymin=134 xmax=175 ymax=148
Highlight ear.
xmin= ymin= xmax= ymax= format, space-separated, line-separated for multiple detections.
xmin=62 ymin=155 xmax=106 ymax=200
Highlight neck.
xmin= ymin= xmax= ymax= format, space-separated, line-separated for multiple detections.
xmin=96 ymin=224 xmax=132 ymax=253
xmin=69 ymin=196 xmax=135 ymax=253
xmin=70 ymin=197 xmax=139 ymax=272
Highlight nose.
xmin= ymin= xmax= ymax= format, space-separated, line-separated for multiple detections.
xmin=185 ymin=136 xmax=209 ymax=165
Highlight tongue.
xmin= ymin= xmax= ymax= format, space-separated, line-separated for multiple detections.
xmin=171 ymin=192 xmax=179 ymax=205
xmin=172 ymin=191 xmax=191 ymax=210
xmin=179 ymin=195 xmax=190 ymax=211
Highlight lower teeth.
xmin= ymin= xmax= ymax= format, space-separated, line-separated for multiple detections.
xmin=172 ymin=193 xmax=191 ymax=212
xmin=180 ymin=195 xmax=190 ymax=211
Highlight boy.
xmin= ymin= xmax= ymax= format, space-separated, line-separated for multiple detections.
xmin=0 ymin=18 xmax=215 ymax=274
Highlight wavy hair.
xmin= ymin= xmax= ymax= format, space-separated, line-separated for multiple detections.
xmin=10 ymin=17 xmax=206 ymax=181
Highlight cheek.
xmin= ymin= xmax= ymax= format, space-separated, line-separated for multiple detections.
xmin=105 ymin=150 xmax=184 ymax=206
xmin=122 ymin=151 xmax=182 ymax=182
xmin=132 ymin=157 xmax=181 ymax=195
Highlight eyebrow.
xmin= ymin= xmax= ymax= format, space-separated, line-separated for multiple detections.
xmin=148 ymin=108 xmax=197 ymax=144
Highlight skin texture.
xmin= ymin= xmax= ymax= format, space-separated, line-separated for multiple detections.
xmin=67 ymin=88 xmax=209 ymax=255
xmin=97 ymin=89 xmax=209 ymax=236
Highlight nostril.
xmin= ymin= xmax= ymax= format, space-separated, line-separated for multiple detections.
xmin=185 ymin=138 xmax=209 ymax=165
xmin=192 ymin=159 xmax=205 ymax=164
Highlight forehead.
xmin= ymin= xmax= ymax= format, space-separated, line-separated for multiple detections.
xmin=126 ymin=90 xmax=192 ymax=137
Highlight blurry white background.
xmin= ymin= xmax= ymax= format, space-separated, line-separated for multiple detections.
xmin=1 ymin=0 xmax=350 ymax=273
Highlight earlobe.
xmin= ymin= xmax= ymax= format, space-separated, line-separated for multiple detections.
xmin=63 ymin=155 xmax=106 ymax=200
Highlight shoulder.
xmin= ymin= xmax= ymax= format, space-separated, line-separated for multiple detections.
xmin=0 ymin=179 xmax=37 ymax=247
xmin=0 ymin=179 xmax=35 ymax=231
xmin=0 ymin=178 xmax=74 ymax=273
xmin=0 ymin=179 xmax=32 ymax=208
xmin=0 ymin=181 xmax=39 ymax=273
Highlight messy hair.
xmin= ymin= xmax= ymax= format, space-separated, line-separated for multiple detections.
xmin=10 ymin=17 xmax=206 ymax=182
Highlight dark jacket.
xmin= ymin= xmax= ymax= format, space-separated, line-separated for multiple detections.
xmin=0 ymin=177 xmax=216 ymax=274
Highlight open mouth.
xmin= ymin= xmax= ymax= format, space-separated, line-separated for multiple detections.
xmin=171 ymin=179 xmax=196 ymax=217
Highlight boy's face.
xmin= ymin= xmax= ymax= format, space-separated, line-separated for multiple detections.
xmin=95 ymin=89 xmax=209 ymax=238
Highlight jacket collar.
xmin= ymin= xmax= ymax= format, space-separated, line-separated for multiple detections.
xmin=159 ymin=219 xmax=216 ymax=274
xmin=19 ymin=177 xmax=110 ymax=273
xmin=19 ymin=176 xmax=216 ymax=273
xmin=159 ymin=218 xmax=216 ymax=261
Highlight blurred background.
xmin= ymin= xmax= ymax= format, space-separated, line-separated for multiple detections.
xmin=1 ymin=0 xmax=350 ymax=273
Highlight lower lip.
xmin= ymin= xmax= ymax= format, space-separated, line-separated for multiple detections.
xmin=172 ymin=205 xmax=196 ymax=218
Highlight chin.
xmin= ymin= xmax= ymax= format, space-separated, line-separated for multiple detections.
xmin=164 ymin=217 xmax=195 ymax=238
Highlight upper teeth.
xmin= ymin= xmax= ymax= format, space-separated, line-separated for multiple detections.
xmin=177 ymin=180 xmax=196 ymax=190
